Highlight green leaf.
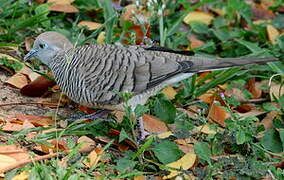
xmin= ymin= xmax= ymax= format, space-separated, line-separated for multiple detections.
xmin=189 ymin=21 xmax=209 ymax=34
xmin=116 ymin=158 xmax=137 ymax=173
xmin=119 ymin=129 xmax=130 ymax=143
xmin=261 ymin=129 xmax=283 ymax=153
xmin=154 ymin=97 xmax=176 ymax=124
xmin=134 ymin=104 xmax=148 ymax=118
xmin=194 ymin=142 xmax=211 ymax=163
xmin=236 ymin=130 xmax=251 ymax=144
xmin=262 ymin=103 xmax=281 ymax=112
xmin=235 ymin=39 xmax=262 ymax=53
xmin=273 ymin=14 xmax=284 ymax=29
xmin=279 ymin=129 xmax=284 ymax=151
xmin=152 ymin=140 xmax=184 ymax=164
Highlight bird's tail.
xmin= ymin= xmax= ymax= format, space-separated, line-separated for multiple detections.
xmin=187 ymin=57 xmax=278 ymax=72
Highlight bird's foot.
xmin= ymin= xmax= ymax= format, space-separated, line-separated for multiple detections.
xmin=137 ymin=117 xmax=151 ymax=142
xmin=65 ymin=109 xmax=114 ymax=122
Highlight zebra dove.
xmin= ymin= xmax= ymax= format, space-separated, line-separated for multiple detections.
xmin=24 ymin=31 xmax=277 ymax=139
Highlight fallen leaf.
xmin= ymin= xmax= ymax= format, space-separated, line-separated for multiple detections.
xmin=258 ymin=111 xmax=278 ymax=130
xmin=134 ymin=175 xmax=146 ymax=180
xmin=237 ymin=109 xmax=266 ymax=118
xmin=157 ymin=131 xmax=173 ymax=139
xmin=48 ymin=4 xmax=78 ymax=13
xmin=0 ymin=145 xmax=30 ymax=162
xmin=47 ymin=0 xmax=75 ymax=4
xmin=183 ymin=11 xmax=214 ymax=25
xmin=15 ymin=114 xmax=54 ymax=127
xmin=20 ymin=73 xmax=55 ymax=97
xmin=24 ymin=37 xmax=34 ymax=51
xmin=270 ymin=82 xmax=284 ymax=100
xmin=84 ymin=148 xmax=103 ymax=168
xmin=267 ymin=25 xmax=280 ymax=44
xmin=120 ymin=4 xmax=141 ymax=22
xmin=143 ymin=114 xmax=169 ymax=133
xmin=224 ymin=88 xmax=247 ymax=102
xmin=188 ymin=35 xmax=204 ymax=49
xmin=161 ymin=86 xmax=177 ymax=100
xmin=11 ymin=170 xmax=30 ymax=180
xmin=208 ymin=102 xmax=230 ymax=127
xmin=177 ymin=144 xmax=195 ymax=154
xmin=77 ymin=136 xmax=96 ymax=153
xmin=247 ymin=78 xmax=262 ymax=99
xmin=78 ymin=21 xmax=102 ymax=30
xmin=0 ymin=154 xmax=17 ymax=172
xmin=97 ymin=31 xmax=106 ymax=44
xmin=195 ymin=124 xmax=217 ymax=135
xmin=163 ymin=153 xmax=197 ymax=179
xmin=5 ymin=73 xmax=29 ymax=89
xmin=252 ymin=5 xmax=274 ymax=20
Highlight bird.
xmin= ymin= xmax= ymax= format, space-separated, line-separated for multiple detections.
xmin=24 ymin=31 xmax=277 ymax=140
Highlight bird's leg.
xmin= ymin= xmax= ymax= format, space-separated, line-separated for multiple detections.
xmin=137 ymin=117 xmax=150 ymax=141
xmin=65 ymin=109 xmax=113 ymax=122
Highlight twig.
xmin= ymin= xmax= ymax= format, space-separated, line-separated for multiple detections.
xmin=0 ymin=152 xmax=60 ymax=174
xmin=0 ymin=102 xmax=58 ymax=107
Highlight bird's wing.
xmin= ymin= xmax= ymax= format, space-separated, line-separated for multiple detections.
xmin=77 ymin=45 xmax=193 ymax=105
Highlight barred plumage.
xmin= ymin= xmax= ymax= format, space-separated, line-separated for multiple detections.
xmin=24 ymin=31 xmax=277 ymax=111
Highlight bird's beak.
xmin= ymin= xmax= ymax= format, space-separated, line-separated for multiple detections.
xmin=24 ymin=49 xmax=38 ymax=61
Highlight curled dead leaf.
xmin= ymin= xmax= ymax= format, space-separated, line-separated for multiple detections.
xmin=208 ymin=102 xmax=230 ymax=127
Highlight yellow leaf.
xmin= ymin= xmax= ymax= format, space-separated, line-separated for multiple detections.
xmin=267 ymin=25 xmax=280 ymax=44
xmin=0 ymin=154 xmax=17 ymax=171
xmin=183 ymin=11 xmax=214 ymax=25
xmin=163 ymin=153 xmax=197 ymax=179
xmin=161 ymin=86 xmax=177 ymax=100
xmin=195 ymin=124 xmax=217 ymax=135
xmin=157 ymin=131 xmax=173 ymax=139
xmin=47 ymin=0 xmax=75 ymax=4
xmin=11 ymin=170 xmax=30 ymax=180
xmin=97 ymin=32 xmax=106 ymax=44
xmin=0 ymin=53 xmax=22 ymax=64
xmin=78 ymin=21 xmax=102 ymax=31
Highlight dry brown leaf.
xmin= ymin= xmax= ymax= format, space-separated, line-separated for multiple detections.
xmin=163 ymin=153 xmax=197 ymax=179
xmin=258 ymin=111 xmax=278 ymax=130
xmin=188 ymin=35 xmax=204 ymax=49
xmin=247 ymin=78 xmax=262 ymax=99
xmin=121 ymin=4 xmax=141 ymax=22
xmin=0 ymin=145 xmax=30 ymax=162
xmin=5 ymin=73 xmax=29 ymax=89
xmin=20 ymin=72 xmax=55 ymax=97
xmin=208 ymin=102 xmax=230 ymax=127
xmin=0 ymin=155 xmax=17 ymax=172
xmin=161 ymin=86 xmax=177 ymax=100
xmin=237 ymin=109 xmax=266 ymax=118
xmin=198 ymin=93 xmax=215 ymax=104
xmin=24 ymin=37 xmax=34 ymax=51
xmin=156 ymin=131 xmax=173 ymax=139
xmin=195 ymin=124 xmax=217 ymax=135
xmin=48 ymin=4 xmax=78 ymax=13
xmin=177 ymin=144 xmax=195 ymax=154
xmin=224 ymin=88 xmax=247 ymax=102
xmin=78 ymin=21 xmax=102 ymax=30
xmin=84 ymin=148 xmax=103 ymax=168
xmin=184 ymin=11 xmax=214 ymax=25
xmin=47 ymin=0 xmax=75 ymax=4
xmin=270 ymin=82 xmax=284 ymax=100
xmin=134 ymin=175 xmax=146 ymax=180
xmin=77 ymin=136 xmax=96 ymax=153
xmin=15 ymin=114 xmax=54 ymax=127
xmin=267 ymin=25 xmax=280 ymax=44
xmin=143 ymin=114 xmax=168 ymax=133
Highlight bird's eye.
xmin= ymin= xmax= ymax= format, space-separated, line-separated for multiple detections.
xmin=39 ymin=43 xmax=45 ymax=49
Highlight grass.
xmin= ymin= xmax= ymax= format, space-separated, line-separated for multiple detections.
xmin=0 ymin=0 xmax=284 ymax=179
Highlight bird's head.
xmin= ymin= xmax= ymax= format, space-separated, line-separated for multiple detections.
xmin=24 ymin=31 xmax=73 ymax=65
